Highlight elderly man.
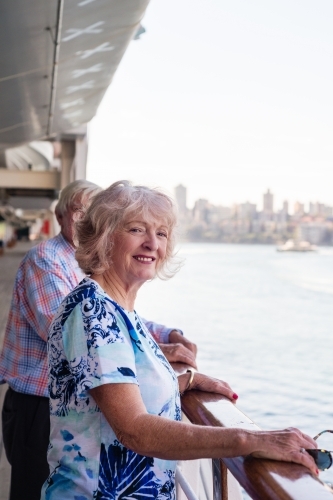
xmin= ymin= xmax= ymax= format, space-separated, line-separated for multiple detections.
xmin=0 ymin=179 xmax=197 ymax=500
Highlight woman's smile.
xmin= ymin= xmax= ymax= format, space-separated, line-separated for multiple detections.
xmin=133 ymin=255 xmax=156 ymax=263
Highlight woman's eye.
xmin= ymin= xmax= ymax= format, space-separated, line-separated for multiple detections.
xmin=158 ymin=231 xmax=168 ymax=238
xmin=130 ymin=227 xmax=143 ymax=233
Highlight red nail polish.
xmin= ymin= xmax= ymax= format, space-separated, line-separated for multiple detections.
xmin=316 ymin=469 xmax=319 ymax=475
xmin=232 ymin=393 xmax=238 ymax=400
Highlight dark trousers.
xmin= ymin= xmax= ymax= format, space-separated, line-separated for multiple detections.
xmin=2 ymin=387 xmax=50 ymax=500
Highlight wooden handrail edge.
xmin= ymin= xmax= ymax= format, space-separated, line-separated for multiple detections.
xmin=172 ymin=363 xmax=333 ymax=500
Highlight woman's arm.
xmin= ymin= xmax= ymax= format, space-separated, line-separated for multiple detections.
xmin=89 ymin=383 xmax=318 ymax=474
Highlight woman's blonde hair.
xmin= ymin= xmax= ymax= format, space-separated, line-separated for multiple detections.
xmin=75 ymin=180 xmax=180 ymax=279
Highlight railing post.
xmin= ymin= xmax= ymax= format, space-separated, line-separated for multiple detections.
xmin=213 ymin=459 xmax=228 ymax=500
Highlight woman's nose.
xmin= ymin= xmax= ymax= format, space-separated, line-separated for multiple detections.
xmin=143 ymin=232 xmax=158 ymax=251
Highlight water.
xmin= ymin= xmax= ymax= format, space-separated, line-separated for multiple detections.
xmin=136 ymin=243 xmax=333 ymax=492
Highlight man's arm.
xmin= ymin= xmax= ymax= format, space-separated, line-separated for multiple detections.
xmin=142 ymin=319 xmax=197 ymax=369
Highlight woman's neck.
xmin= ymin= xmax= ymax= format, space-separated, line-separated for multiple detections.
xmin=90 ymin=271 xmax=139 ymax=311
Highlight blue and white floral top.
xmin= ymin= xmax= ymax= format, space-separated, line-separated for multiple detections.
xmin=41 ymin=277 xmax=181 ymax=500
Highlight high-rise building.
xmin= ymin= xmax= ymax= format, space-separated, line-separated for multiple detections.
xmin=282 ymin=200 xmax=289 ymax=215
xmin=263 ymin=189 xmax=274 ymax=214
xmin=309 ymin=202 xmax=316 ymax=216
xmin=309 ymin=202 xmax=329 ymax=217
xmin=174 ymin=184 xmax=187 ymax=215
xmin=294 ymin=201 xmax=304 ymax=216
xmin=193 ymin=198 xmax=209 ymax=223
xmin=238 ymin=201 xmax=257 ymax=219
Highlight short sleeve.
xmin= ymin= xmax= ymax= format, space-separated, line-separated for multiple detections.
xmin=62 ymin=295 xmax=139 ymax=392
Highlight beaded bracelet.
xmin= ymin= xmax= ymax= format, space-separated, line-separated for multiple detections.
xmin=180 ymin=368 xmax=195 ymax=396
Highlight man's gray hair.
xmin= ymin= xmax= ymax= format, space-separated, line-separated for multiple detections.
xmin=55 ymin=179 xmax=101 ymax=217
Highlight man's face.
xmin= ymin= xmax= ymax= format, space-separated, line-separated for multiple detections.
xmin=56 ymin=193 xmax=87 ymax=246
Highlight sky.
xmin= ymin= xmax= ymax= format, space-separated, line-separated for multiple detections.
xmin=86 ymin=0 xmax=333 ymax=211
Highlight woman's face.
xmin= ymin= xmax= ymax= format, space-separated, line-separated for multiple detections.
xmin=111 ymin=215 xmax=169 ymax=287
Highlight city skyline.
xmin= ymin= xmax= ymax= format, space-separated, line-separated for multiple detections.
xmin=174 ymin=184 xmax=333 ymax=215
xmin=174 ymin=185 xmax=333 ymax=246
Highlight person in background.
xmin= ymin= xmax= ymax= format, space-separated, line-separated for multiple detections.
xmin=0 ymin=179 xmax=196 ymax=500
xmin=41 ymin=180 xmax=317 ymax=500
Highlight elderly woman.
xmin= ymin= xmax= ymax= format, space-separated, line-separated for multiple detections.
xmin=41 ymin=181 xmax=318 ymax=500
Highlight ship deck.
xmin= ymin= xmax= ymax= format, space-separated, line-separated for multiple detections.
xmin=0 ymin=241 xmax=36 ymax=500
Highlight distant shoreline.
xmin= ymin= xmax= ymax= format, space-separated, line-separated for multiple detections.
xmin=179 ymin=239 xmax=333 ymax=246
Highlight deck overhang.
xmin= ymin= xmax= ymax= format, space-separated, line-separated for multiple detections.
xmin=0 ymin=0 xmax=150 ymax=151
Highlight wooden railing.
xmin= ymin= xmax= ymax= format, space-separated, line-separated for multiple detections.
xmin=173 ymin=363 xmax=333 ymax=500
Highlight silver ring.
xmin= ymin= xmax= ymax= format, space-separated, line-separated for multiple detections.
xmin=300 ymin=447 xmax=305 ymax=454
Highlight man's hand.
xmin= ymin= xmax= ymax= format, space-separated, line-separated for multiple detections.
xmin=168 ymin=330 xmax=197 ymax=357
xmin=159 ymin=330 xmax=197 ymax=369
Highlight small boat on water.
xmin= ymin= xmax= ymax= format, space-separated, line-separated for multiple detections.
xmin=276 ymin=239 xmax=317 ymax=252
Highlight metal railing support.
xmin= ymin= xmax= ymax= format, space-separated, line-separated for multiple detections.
xmin=176 ymin=465 xmax=200 ymax=500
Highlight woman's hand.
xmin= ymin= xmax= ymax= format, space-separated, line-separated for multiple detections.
xmin=250 ymin=427 xmax=318 ymax=475
xmin=178 ymin=371 xmax=238 ymax=403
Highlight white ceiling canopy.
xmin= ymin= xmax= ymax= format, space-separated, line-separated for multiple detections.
xmin=0 ymin=0 xmax=150 ymax=151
